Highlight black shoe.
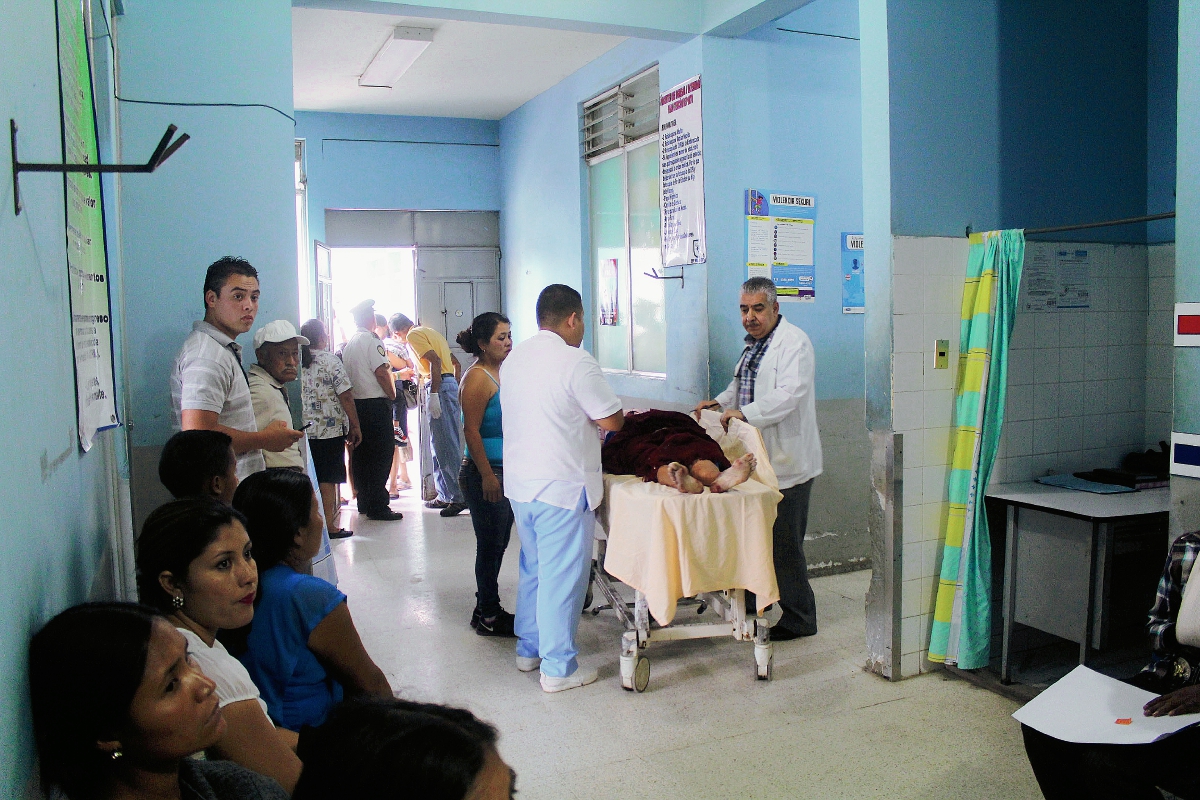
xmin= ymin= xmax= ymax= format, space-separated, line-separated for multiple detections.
xmin=439 ymin=502 xmax=468 ymax=517
xmin=475 ymin=609 xmax=516 ymax=637
xmin=770 ymin=624 xmax=817 ymax=642
xmin=470 ymin=606 xmax=481 ymax=630
xmin=425 ymin=498 xmax=449 ymax=509
xmin=366 ymin=510 xmax=404 ymax=521
xmin=329 ymin=528 xmax=354 ymax=539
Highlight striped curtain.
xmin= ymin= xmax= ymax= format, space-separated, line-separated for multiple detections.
xmin=927 ymin=229 xmax=1024 ymax=670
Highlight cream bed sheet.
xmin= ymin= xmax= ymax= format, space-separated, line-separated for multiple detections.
xmin=598 ymin=411 xmax=783 ymax=625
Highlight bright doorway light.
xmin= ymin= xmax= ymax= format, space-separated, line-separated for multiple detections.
xmin=328 ymin=247 xmax=417 ymax=349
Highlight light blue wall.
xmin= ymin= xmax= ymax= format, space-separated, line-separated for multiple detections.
xmin=0 ymin=1 xmax=128 ymax=793
xmin=1174 ymin=2 xmax=1200 ymax=435
xmin=886 ymin=0 xmax=1000 ymax=238
xmin=702 ymin=8 xmax=864 ymax=400
xmin=295 ymin=111 xmax=501 ymax=255
xmin=997 ymin=0 xmax=1148 ymax=243
xmin=1148 ymin=0 xmax=1179 ymax=243
xmin=499 ymin=0 xmax=864 ymax=403
xmin=115 ymin=1 xmax=298 ymax=452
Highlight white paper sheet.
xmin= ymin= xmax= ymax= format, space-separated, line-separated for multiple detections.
xmin=1012 ymin=665 xmax=1200 ymax=744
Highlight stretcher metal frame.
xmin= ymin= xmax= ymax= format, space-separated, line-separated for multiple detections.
xmin=588 ymin=537 xmax=773 ymax=693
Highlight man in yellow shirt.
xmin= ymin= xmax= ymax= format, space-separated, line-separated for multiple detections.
xmin=392 ymin=315 xmax=466 ymax=517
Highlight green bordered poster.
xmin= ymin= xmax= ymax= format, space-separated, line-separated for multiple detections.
xmin=56 ymin=0 xmax=118 ymax=451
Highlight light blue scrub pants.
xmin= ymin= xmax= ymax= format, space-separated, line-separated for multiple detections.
xmin=512 ymin=490 xmax=593 ymax=678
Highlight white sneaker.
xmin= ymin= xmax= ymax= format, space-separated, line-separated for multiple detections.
xmin=516 ymin=655 xmax=541 ymax=672
xmin=540 ymin=666 xmax=598 ymax=693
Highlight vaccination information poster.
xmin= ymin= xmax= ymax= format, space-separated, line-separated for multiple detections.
xmin=659 ymin=76 xmax=706 ymax=267
xmin=57 ymin=0 xmax=119 ymax=451
xmin=744 ymin=189 xmax=816 ymax=301
xmin=841 ymin=233 xmax=865 ymax=313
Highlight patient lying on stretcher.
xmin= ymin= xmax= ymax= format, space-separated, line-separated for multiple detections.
xmin=601 ymin=409 xmax=756 ymax=494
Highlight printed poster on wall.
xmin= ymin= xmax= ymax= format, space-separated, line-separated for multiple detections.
xmin=841 ymin=233 xmax=865 ymax=314
xmin=744 ymin=189 xmax=816 ymax=301
xmin=599 ymin=258 xmax=619 ymax=325
xmin=1021 ymin=243 xmax=1092 ymax=312
xmin=58 ymin=0 xmax=119 ymax=451
xmin=659 ymin=76 xmax=706 ymax=267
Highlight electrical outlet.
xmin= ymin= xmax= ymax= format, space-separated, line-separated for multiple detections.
xmin=935 ymin=340 xmax=949 ymax=369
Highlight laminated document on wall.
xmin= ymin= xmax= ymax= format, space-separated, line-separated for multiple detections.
xmin=841 ymin=233 xmax=865 ymax=314
xmin=660 ymin=76 xmax=706 ymax=267
xmin=744 ymin=189 xmax=816 ymax=301
xmin=1021 ymin=243 xmax=1092 ymax=312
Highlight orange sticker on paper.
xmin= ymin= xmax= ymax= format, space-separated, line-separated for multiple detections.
xmin=1115 ymin=718 xmax=1132 ymax=725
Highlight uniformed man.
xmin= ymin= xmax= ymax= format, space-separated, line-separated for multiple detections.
xmin=342 ymin=299 xmax=403 ymax=522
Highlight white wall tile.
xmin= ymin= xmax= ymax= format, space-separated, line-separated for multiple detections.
xmin=892 ymin=237 xmax=925 ymax=276
xmin=1010 ymin=318 xmax=1036 ymax=350
xmin=923 ymin=427 xmax=952 ymax=467
xmin=1033 ymin=314 xmax=1060 ymax=349
xmin=1033 ymin=384 xmax=1059 ymax=419
xmin=1032 ymin=418 xmax=1059 ymax=455
xmin=1058 ymin=416 xmax=1083 ymax=453
xmin=1083 ymin=347 xmax=1108 ymax=381
xmin=1058 ymin=384 xmax=1084 ymax=418
xmin=1034 ymin=349 xmax=1061 ymax=384
xmin=894 ymin=352 xmax=924 ymax=392
xmin=1007 ymin=385 xmax=1034 ymax=421
xmin=894 ymin=275 xmax=923 ymax=315
xmin=893 ymin=390 xmax=923 ymax=432
xmin=894 ymin=314 xmax=924 ymax=353
xmin=1006 ymin=456 xmax=1033 ymax=483
xmin=1008 ymin=348 xmax=1035 ymax=386
xmin=901 ymin=468 xmax=923 ymax=506
xmin=922 ymin=465 xmax=948 ymax=506
xmin=1003 ymin=420 xmax=1032 ymax=457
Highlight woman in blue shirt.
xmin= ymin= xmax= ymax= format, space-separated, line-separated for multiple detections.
xmin=232 ymin=469 xmax=392 ymax=730
xmin=456 ymin=313 xmax=515 ymax=637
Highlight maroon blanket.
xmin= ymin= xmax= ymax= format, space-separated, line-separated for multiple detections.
xmin=601 ymin=409 xmax=730 ymax=482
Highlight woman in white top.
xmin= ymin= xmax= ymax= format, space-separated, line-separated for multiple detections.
xmin=136 ymin=497 xmax=302 ymax=793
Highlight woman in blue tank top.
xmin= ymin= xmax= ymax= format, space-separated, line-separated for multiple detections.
xmin=457 ymin=312 xmax=515 ymax=636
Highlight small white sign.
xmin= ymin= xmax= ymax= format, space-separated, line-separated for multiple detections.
xmin=769 ymin=194 xmax=815 ymax=210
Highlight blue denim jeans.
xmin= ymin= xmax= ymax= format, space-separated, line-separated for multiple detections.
xmin=460 ymin=459 xmax=514 ymax=616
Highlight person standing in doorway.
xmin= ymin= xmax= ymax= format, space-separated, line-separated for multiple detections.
xmin=171 ymin=256 xmax=303 ymax=479
xmin=502 ymin=285 xmax=624 ymax=692
xmin=342 ymin=299 xmax=403 ymax=522
xmin=391 ymin=314 xmax=467 ymax=517
xmin=384 ymin=314 xmax=416 ymax=496
xmin=457 ymin=312 xmax=516 ymax=637
xmin=694 ymin=277 xmax=823 ymax=640
xmin=300 ymin=318 xmax=361 ymax=538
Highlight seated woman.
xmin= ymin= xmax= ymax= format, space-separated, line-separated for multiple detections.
xmin=232 ymin=468 xmax=392 ymax=731
xmin=136 ymin=497 xmax=302 ymax=793
xmin=29 ymin=602 xmax=288 ymax=800
xmin=1021 ymin=529 xmax=1200 ymax=799
xmin=601 ymin=409 xmax=756 ymax=494
xmin=293 ymin=697 xmax=514 ymax=800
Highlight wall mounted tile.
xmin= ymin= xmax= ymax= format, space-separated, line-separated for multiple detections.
xmin=894 ymin=275 xmax=923 ymax=315
xmin=894 ymin=351 xmax=924 ymax=392
xmin=893 ymin=314 xmax=925 ymax=353
xmin=893 ymin=390 xmax=924 ymax=433
xmin=1034 ymin=349 xmax=1061 ymax=384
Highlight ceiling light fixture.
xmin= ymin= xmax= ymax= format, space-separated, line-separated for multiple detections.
xmin=359 ymin=27 xmax=434 ymax=88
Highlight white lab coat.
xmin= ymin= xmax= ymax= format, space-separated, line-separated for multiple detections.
xmin=716 ymin=317 xmax=822 ymax=490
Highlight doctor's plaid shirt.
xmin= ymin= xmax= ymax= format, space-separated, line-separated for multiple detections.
xmin=1142 ymin=530 xmax=1200 ymax=684
xmin=733 ymin=322 xmax=779 ymax=409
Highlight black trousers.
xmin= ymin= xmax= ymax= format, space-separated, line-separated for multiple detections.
xmin=352 ymin=398 xmax=393 ymax=516
xmin=460 ymin=460 xmax=514 ymax=616
xmin=774 ymin=479 xmax=817 ymax=634
xmin=1022 ymin=723 xmax=1200 ymax=799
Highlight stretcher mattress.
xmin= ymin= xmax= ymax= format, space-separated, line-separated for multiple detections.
xmin=598 ymin=410 xmax=783 ymax=625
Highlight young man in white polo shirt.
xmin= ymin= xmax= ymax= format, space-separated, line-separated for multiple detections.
xmin=171 ymin=257 xmax=303 ymax=479
xmin=501 ymin=284 xmax=624 ymax=692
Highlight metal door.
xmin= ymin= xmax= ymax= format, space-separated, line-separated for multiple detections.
xmin=416 ymin=247 xmax=502 ymax=367
xmin=443 ymin=281 xmax=474 ymax=348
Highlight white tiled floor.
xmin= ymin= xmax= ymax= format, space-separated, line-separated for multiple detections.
xmin=332 ymin=492 xmax=1042 ymax=799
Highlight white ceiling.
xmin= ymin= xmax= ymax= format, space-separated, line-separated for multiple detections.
xmin=292 ymin=8 xmax=627 ymax=120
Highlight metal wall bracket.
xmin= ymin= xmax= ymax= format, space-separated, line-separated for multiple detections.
xmin=643 ymin=266 xmax=686 ymax=288
xmin=10 ymin=119 xmax=189 ymax=215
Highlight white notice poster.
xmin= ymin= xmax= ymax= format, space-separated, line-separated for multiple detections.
xmin=659 ymin=75 xmax=706 ymax=267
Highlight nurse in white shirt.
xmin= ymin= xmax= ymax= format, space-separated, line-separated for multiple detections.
xmin=501 ymin=285 xmax=624 ymax=693
xmin=695 ymin=277 xmax=824 ymax=640
xmin=135 ymin=497 xmax=302 ymax=793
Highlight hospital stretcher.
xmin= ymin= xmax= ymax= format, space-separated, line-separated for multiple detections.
xmin=590 ymin=410 xmax=784 ymax=692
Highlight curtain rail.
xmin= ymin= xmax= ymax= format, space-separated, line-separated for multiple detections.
xmin=1023 ymin=211 xmax=1175 ymax=236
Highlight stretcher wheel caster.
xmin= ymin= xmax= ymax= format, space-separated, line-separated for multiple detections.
xmin=633 ymin=656 xmax=650 ymax=693
xmin=755 ymin=642 xmax=773 ymax=681
xmin=583 ymin=584 xmax=594 ymax=611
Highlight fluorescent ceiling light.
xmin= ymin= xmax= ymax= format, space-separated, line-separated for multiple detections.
xmin=359 ymin=27 xmax=433 ymax=88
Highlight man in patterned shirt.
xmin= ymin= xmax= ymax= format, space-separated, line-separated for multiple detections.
xmin=171 ymin=257 xmax=303 ymax=479
xmin=693 ymin=277 xmax=823 ymax=640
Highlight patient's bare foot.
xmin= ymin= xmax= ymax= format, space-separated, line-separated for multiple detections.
xmin=711 ymin=454 xmax=756 ymax=493
xmin=660 ymin=462 xmax=704 ymax=494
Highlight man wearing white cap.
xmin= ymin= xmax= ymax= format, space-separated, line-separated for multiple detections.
xmin=248 ymin=320 xmax=309 ymax=470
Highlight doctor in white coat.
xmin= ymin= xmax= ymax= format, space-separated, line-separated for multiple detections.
xmin=695 ymin=277 xmax=823 ymax=639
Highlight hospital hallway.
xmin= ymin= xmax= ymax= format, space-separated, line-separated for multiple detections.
xmin=332 ymin=494 xmax=1043 ymax=799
